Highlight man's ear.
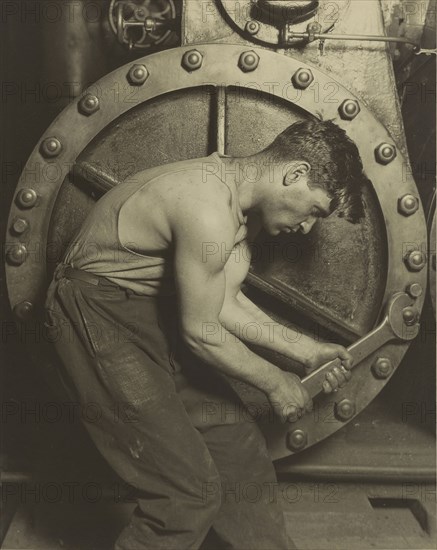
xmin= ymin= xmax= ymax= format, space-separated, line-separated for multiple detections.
xmin=284 ymin=161 xmax=311 ymax=186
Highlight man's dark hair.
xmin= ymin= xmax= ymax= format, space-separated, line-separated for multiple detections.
xmin=261 ymin=119 xmax=368 ymax=223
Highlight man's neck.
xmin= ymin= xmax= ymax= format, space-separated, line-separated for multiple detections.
xmin=218 ymin=154 xmax=274 ymax=214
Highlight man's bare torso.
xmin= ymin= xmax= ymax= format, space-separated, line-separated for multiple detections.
xmin=65 ymin=152 xmax=255 ymax=296
xmin=118 ymin=165 xmax=247 ymax=257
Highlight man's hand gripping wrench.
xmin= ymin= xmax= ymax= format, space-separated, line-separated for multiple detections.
xmin=302 ymin=293 xmax=420 ymax=400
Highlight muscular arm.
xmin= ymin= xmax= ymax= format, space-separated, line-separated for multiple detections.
xmin=219 ymin=239 xmax=317 ymax=365
xmin=219 ymin=239 xmax=353 ymax=388
xmin=173 ymin=210 xmax=278 ymax=392
xmin=169 ymin=186 xmax=310 ymax=414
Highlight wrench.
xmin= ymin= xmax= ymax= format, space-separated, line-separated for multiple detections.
xmin=302 ymin=292 xmax=420 ymax=399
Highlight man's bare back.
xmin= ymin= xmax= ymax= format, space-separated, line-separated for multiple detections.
xmin=118 ymin=158 xmax=246 ymax=259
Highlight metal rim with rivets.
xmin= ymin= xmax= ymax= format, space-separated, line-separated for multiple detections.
xmin=5 ymin=44 xmax=428 ymax=459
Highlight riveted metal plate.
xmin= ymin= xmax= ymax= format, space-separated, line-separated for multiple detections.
xmin=6 ymin=44 xmax=427 ymax=460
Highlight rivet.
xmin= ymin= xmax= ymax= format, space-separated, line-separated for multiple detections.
xmin=402 ymin=306 xmax=419 ymax=326
xmin=245 ymin=20 xmax=260 ymax=35
xmin=127 ymin=64 xmax=149 ymax=85
xmin=339 ymin=99 xmax=360 ymax=120
xmin=291 ymin=68 xmax=314 ymax=89
xmin=307 ymin=22 xmax=322 ymax=34
xmin=11 ymin=218 xmax=29 ymax=235
xmin=40 ymin=137 xmax=62 ymax=158
xmin=398 ymin=194 xmax=419 ymax=216
xmin=6 ymin=244 xmax=28 ymax=266
xmin=372 ymin=357 xmax=393 ymax=379
xmin=334 ymin=399 xmax=356 ymax=421
xmin=286 ymin=429 xmax=307 ymax=451
xmin=238 ymin=51 xmax=260 ymax=72
xmin=182 ymin=50 xmax=203 ymax=71
xmin=16 ymin=189 xmax=37 ymax=209
xmin=78 ymin=94 xmax=100 ymax=116
xmin=404 ymin=249 xmax=427 ymax=272
xmin=13 ymin=301 xmax=34 ymax=320
xmin=375 ymin=143 xmax=397 ymax=165
xmin=406 ymin=283 xmax=423 ymax=298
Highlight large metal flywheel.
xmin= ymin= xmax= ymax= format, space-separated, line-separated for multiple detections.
xmin=6 ymin=44 xmax=428 ymax=460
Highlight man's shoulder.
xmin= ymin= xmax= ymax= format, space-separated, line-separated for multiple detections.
xmin=121 ymin=154 xmax=232 ymax=233
xmin=134 ymin=153 xmax=222 ymax=183
xmin=141 ymin=154 xmax=229 ymax=203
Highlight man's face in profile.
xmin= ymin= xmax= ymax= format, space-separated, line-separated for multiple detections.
xmin=261 ymin=165 xmax=333 ymax=236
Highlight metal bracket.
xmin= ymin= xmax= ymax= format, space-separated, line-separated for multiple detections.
xmin=281 ymin=22 xmax=434 ymax=54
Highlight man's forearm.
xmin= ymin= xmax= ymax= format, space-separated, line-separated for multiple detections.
xmin=220 ymin=291 xmax=318 ymax=367
xmin=186 ymin=322 xmax=282 ymax=394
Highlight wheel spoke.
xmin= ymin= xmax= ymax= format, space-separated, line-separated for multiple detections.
xmin=246 ymin=271 xmax=364 ymax=343
xmin=71 ymin=161 xmax=119 ymax=197
xmin=215 ymin=86 xmax=226 ymax=155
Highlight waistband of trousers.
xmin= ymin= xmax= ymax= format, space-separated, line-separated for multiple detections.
xmin=53 ymin=264 xmax=175 ymax=301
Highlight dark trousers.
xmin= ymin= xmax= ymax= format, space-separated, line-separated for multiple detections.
xmin=44 ymin=263 xmax=292 ymax=550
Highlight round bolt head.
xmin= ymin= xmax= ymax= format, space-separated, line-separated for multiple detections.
xmin=238 ymin=50 xmax=260 ymax=72
xmin=292 ymin=68 xmax=314 ymax=89
xmin=405 ymin=249 xmax=427 ymax=272
xmin=402 ymin=306 xmax=419 ymax=326
xmin=16 ymin=188 xmax=37 ymax=209
xmin=375 ymin=143 xmax=397 ymax=165
xmin=14 ymin=301 xmax=34 ymax=320
xmin=286 ymin=429 xmax=307 ymax=452
xmin=339 ymin=99 xmax=360 ymax=120
xmin=372 ymin=357 xmax=393 ymax=379
xmin=40 ymin=137 xmax=62 ymax=158
xmin=6 ymin=244 xmax=28 ymax=266
xmin=334 ymin=399 xmax=356 ymax=421
xmin=245 ymin=20 xmax=260 ymax=35
xmin=406 ymin=283 xmax=423 ymax=298
xmin=11 ymin=218 xmax=29 ymax=235
xmin=78 ymin=94 xmax=100 ymax=116
xmin=182 ymin=50 xmax=203 ymax=72
xmin=127 ymin=64 xmax=149 ymax=85
xmin=307 ymin=22 xmax=322 ymax=33
xmin=398 ymin=194 xmax=419 ymax=216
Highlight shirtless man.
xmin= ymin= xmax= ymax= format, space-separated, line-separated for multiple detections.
xmin=45 ymin=119 xmax=367 ymax=549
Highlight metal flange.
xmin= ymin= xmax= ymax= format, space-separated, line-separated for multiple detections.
xmin=6 ymin=44 xmax=427 ymax=460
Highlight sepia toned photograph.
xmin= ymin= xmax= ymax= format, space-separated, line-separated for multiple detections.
xmin=1 ymin=1 xmax=436 ymax=548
